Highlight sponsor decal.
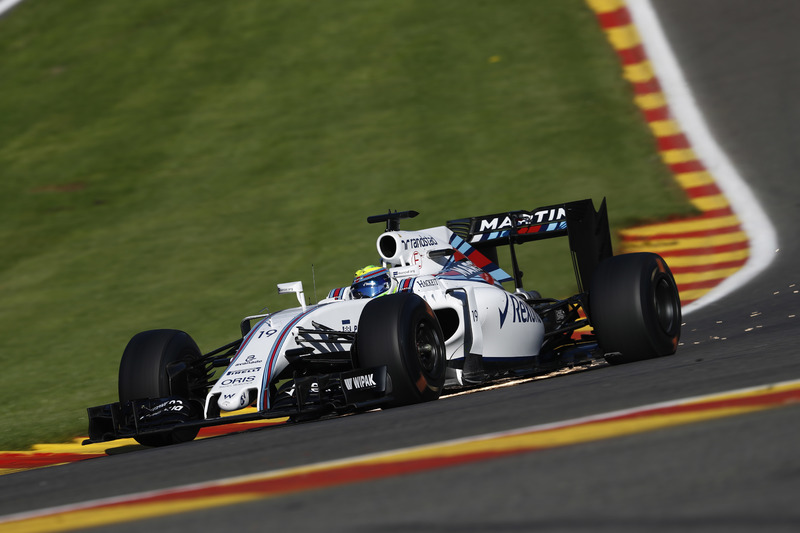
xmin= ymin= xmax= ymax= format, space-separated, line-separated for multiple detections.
xmin=137 ymin=399 xmax=191 ymax=421
xmin=147 ymin=399 xmax=184 ymax=413
xmin=478 ymin=207 xmax=567 ymax=232
xmin=221 ymin=391 xmax=250 ymax=408
xmin=413 ymin=250 xmax=423 ymax=268
xmin=402 ymin=236 xmax=438 ymax=250
xmin=499 ymin=294 xmax=540 ymax=327
xmin=224 ymin=367 xmax=261 ymax=377
xmin=416 ymin=278 xmax=439 ymax=289
xmin=392 ymin=267 xmax=418 ymax=278
xmin=220 ymin=375 xmax=256 ymax=387
xmin=341 ymin=319 xmax=357 ymax=333
xmin=499 ymin=296 xmax=511 ymax=328
xmin=234 ymin=354 xmax=263 ymax=366
xmin=343 ymin=373 xmax=377 ymax=391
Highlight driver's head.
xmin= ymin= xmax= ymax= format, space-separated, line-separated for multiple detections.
xmin=351 ymin=265 xmax=391 ymax=299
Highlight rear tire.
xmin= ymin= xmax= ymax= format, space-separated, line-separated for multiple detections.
xmin=118 ymin=329 xmax=205 ymax=446
xmin=356 ymin=293 xmax=446 ymax=406
xmin=589 ymin=253 xmax=681 ymax=364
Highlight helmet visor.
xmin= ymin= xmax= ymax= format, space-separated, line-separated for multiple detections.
xmin=352 ymin=276 xmax=390 ymax=299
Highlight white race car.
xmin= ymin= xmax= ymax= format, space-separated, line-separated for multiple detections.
xmin=86 ymin=199 xmax=681 ymax=446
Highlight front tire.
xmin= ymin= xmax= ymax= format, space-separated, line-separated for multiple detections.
xmin=356 ymin=293 xmax=446 ymax=406
xmin=118 ymin=329 xmax=206 ymax=446
xmin=589 ymin=253 xmax=681 ymax=364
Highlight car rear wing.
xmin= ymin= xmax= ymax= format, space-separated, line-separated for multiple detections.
xmin=446 ymin=198 xmax=613 ymax=294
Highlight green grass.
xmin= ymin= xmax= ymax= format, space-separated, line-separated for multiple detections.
xmin=0 ymin=0 xmax=693 ymax=449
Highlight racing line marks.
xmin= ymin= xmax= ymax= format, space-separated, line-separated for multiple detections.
xmin=3 ymin=379 xmax=800 ymax=532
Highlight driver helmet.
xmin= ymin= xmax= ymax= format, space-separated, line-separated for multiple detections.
xmin=351 ymin=265 xmax=391 ymax=299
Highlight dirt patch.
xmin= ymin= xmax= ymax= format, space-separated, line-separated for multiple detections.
xmin=32 ymin=182 xmax=86 ymax=193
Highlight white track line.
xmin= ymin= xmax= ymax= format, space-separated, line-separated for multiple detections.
xmin=0 ymin=0 xmax=25 ymax=17
xmin=627 ymin=0 xmax=779 ymax=314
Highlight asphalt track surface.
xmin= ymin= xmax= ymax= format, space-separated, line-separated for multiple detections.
xmin=3 ymin=1 xmax=800 ymax=531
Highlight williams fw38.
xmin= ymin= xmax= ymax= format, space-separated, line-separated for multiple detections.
xmin=85 ymin=199 xmax=681 ymax=446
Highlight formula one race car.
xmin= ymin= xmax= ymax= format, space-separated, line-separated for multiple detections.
xmin=85 ymin=199 xmax=681 ymax=446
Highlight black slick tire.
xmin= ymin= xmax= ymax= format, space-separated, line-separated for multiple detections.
xmin=589 ymin=253 xmax=681 ymax=364
xmin=118 ymin=329 xmax=204 ymax=446
xmin=356 ymin=293 xmax=446 ymax=406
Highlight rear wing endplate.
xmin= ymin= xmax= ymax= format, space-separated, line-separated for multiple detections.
xmin=446 ymin=198 xmax=613 ymax=293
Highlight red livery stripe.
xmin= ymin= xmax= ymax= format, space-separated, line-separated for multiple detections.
xmin=466 ymin=250 xmax=491 ymax=268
